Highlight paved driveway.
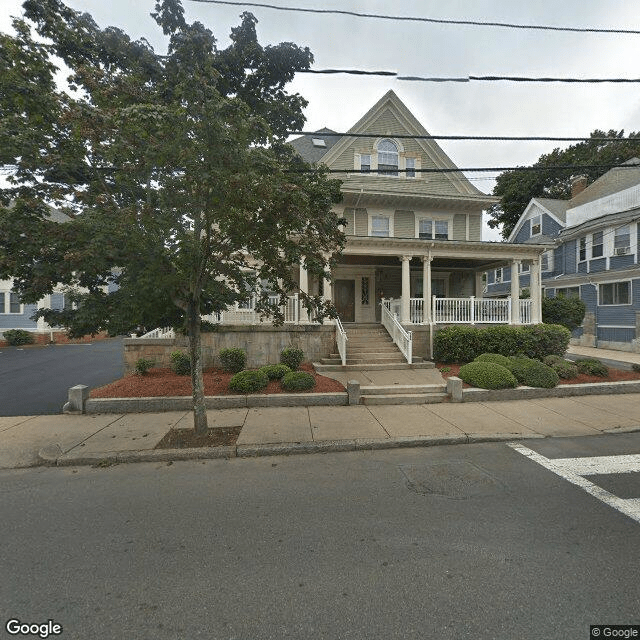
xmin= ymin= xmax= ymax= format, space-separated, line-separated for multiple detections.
xmin=0 ymin=337 xmax=124 ymax=416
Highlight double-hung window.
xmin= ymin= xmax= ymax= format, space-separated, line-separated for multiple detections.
xmin=579 ymin=237 xmax=587 ymax=262
xmin=418 ymin=219 xmax=449 ymax=240
xmin=435 ymin=220 xmax=449 ymax=240
xmin=0 ymin=292 xmax=22 ymax=314
xmin=418 ymin=219 xmax=432 ymax=239
xmin=614 ymin=226 xmax=631 ymax=255
xmin=371 ymin=215 xmax=390 ymax=237
xmin=541 ymin=251 xmax=553 ymax=272
xmin=591 ymin=231 xmax=604 ymax=258
xmin=405 ymin=157 xmax=416 ymax=178
xmin=599 ymin=281 xmax=630 ymax=305
xmin=377 ymin=139 xmax=398 ymax=175
xmin=360 ymin=154 xmax=371 ymax=173
xmin=531 ymin=215 xmax=542 ymax=236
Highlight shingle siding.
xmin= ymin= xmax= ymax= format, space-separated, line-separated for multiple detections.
xmin=610 ymin=254 xmax=635 ymax=271
xmin=565 ymin=240 xmax=577 ymax=273
xmin=588 ymin=258 xmax=607 ymax=273
xmin=468 ymin=213 xmax=482 ymax=241
xmin=354 ymin=209 xmax=368 ymax=236
xmin=514 ymin=223 xmax=530 ymax=244
xmin=394 ymin=210 xmax=415 ymax=238
xmin=542 ymin=216 xmax=563 ymax=237
xmin=453 ymin=214 xmax=466 ymax=240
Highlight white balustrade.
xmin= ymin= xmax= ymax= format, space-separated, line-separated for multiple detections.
xmin=335 ymin=316 xmax=348 ymax=366
xmin=381 ymin=299 xmax=412 ymax=364
xmin=519 ymin=299 xmax=533 ymax=324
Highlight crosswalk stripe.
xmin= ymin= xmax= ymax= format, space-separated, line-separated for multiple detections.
xmin=508 ymin=443 xmax=640 ymax=525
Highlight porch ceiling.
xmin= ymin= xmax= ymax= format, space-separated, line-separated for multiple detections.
xmin=338 ymin=254 xmax=517 ymax=271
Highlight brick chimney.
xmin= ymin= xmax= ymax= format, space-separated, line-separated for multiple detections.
xmin=571 ymin=175 xmax=588 ymax=198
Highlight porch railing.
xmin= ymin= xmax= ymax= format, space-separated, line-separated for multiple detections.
xmin=381 ymin=299 xmax=412 ymax=364
xmin=519 ymin=299 xmax=532 ymax=324
xmin=335 ymin=316 xmax=348 ymax=366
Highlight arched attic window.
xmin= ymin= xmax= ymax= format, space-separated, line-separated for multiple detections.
xmin=377 ymin=138 xmax=398 ymax=176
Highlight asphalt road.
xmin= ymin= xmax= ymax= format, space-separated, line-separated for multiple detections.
xmin=1 ymin=434 xmax=638 ymax=639
xmin=0 ymin=338 xmax=124 ymax=416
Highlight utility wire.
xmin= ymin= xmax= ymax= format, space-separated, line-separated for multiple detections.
xmin=188 ymin=0 xmax=640 ymax=36
xmin=298 ymin=69 xmax=640 ymax=83
xmin=290 ymin=132 xmax=639 ymax=142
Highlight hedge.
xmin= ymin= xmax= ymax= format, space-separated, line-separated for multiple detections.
xmin=434 ymin=324 xmax=570 ymax=363
xmin=2 ymin=329 xmax=35 ymax=346
xmin=259 ymin=364 xmax=292 ymax=380
xmin=474 ymin=353 xmax=512 ymax=367
xmin=280 ymin=371 xmax=316 ymax=392
xmin=229 ymin=369 xmax=269 ymax=393
xmin=506 ymin=357 xmax=559 ymax=388
xmin=458 ymin=362 xmax=518 ymax=390
xmin=219 ymin=347 xmax=246 ymax=373
xmin=280 ymin=346 xmax=304 ymax=371
xmin=575 ymin=358 xmax=609 ymax=377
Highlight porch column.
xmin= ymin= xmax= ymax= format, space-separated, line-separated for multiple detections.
xmin=531 ymin=257 xmax=542 ymax=323
xmin=510 ymin=260 xmax=520 ymax=325
xmin=422 ymin=256 xmax=432 ymax=323
xmin=475 ymin=272 xmax=484 ymax=299
xmin=400 ymin=255 xmax=411 ymax=323
xmin=299 ymin=259 xmax=309 ymax=323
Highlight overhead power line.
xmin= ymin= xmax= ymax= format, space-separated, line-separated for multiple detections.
xmin=188 ymin=0 xmax=640 ymax=35
xmin=299 ymin=69 xmax=640 ymax=83
xmin=287 ymin=163 xmax=640 ymax=174
xmin=290 ymin=132 xmax=639 ymax=142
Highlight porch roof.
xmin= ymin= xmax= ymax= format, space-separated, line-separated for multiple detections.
xmin=341 ymin=187 xmax=497 ymax=210
xmin=342 ymin=236 xmax=551 ymax=270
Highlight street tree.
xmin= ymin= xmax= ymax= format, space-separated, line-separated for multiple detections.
xmin=488 ymin=130 xmax=640 ymax=239
xmin=0 ymin=0 xmax=345 ymax=433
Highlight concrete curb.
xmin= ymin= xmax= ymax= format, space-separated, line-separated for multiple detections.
xmin=85 ymin=392 xmax=348 ymax=413
xmin=35 ymin=430 xmax=584 ymax=468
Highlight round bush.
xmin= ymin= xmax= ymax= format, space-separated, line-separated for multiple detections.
xmin=552 ymin=361 xmax=579 ymax=379
xmin=474 ymin=353 xmax=512 ymax=367
xmin=576 ymin=358 xmax=609 ymax=377
xmin=219 ymin=347 xmax=246 ymax=373
xmin=458 ymin=362 xmax=517 ymax=390
xmin=543 ymin=354 xmax=564 ymax=366
xmin=280 ymin=346 xmax=304 ymax=371
xmin=229 ymin=369 xmax=269 ymax=394
xmin=280 ymin=371 xmax=316 ymax=392
xmin=259 ymin=364 xmax=292 ymax=380
xmin=170 ymin=350 xmax=191 ymax=375
xmin=3 ymin=329 xmax=35 ymax=346
xmin=507 ymin=357 xmax=559 ymax=388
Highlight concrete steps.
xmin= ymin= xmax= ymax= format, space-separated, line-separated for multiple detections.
xmin=360 ymin=383 xmax=448 ymax=405
xmin=314 ymin=362 xmax=435 ymax=372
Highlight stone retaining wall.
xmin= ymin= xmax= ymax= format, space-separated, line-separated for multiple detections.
xmin=123 ymin=324 xmax=336 ymax=373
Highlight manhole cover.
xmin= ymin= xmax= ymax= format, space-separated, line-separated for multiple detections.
xmin=399 ymin=461 xmax=504 ymax=499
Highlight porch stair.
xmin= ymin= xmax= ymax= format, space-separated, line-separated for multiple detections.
xmin=317 ymin=323 xmax=434 ymax=371
xmin=359 ymin=383 xmax=448 ymax=405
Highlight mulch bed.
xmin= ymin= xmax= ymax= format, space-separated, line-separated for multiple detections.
xmin=436 ymin=362 xmax=640 ymax=387
xmin=90 ymin=362 xmax=345 ymax=398
xmin=155 ymin=426 xmax=242 ymax=449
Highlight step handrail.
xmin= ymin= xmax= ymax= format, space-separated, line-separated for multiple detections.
xmin=380 ymin=301 xmax=412 ymax=364
xmin=334 ymin=317 xmax=348 ymax=366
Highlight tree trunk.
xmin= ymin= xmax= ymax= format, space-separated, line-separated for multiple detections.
xmin=187 ymin=299 xmax=208 ymax=435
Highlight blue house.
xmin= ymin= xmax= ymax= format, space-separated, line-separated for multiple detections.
xmin=486 ymin=159 xmax=640 ymax=353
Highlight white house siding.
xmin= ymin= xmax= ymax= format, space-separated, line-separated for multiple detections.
xmin=394 ymin=210 xmax=414 ymax=238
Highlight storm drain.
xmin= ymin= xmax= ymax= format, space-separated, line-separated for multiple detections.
xmin=399 ymin=461 xmax=505 ymax=499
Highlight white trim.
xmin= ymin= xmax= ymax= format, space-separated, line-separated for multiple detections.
xmin=597 ymin=324 xmax=635 ymax=329
xmin=414 ymin=214 xmax=453 ymax=240
xmin=530 ymin=214 xmax=542 ymax=236
xmin=507 ymin=199 xmax=566 ymax=243
xmin=0 ymin=290 xmax=24 ymax=315
xmin=597 ymin=279 xmax=632 ymax=306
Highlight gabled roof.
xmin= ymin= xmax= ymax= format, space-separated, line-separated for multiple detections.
xmin=288 ymin=127 xmax=341 ymax=165
xmin=507 ymin=197 xmax=567 ymax=242
xmin=569 ymin=157 xmax=640 ymax=207
xmin=534 ymin=198 xmax=568 ymax=223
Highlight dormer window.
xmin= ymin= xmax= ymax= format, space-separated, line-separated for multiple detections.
xmin=377 ymin=139 xmax=398 ymax=175
xmin=360 ymin=154 xmax=371 ymax=173
xmin=531 ymin=215 xmax=541 ymax=236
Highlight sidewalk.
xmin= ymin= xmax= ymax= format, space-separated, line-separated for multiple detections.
xmin=567 ymin=344 xmax=640 ymax=369
xmin=2 ymin=392 xmax=639 ymax=469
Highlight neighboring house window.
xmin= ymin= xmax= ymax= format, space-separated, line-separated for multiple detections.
xmin=1 ymin=292 xmax=22 ymax=314
xmin=0 ymin=292 xmax=4 ymax=313
xmin=541 ymin=250 xmax=553 ymax=272
xmin=405 ymin=157 xmax=416 ymax=178
xmin=377 ymin=139 xmax=398 ymax=175
xmin=599 ymin=281 xmax=630 ymax=305
xmin=360 ymin=154 xmax=371 ymax=173
xmin=519 ymin=262 xmax=530 ymax=273
xmin=371 ymin=215 xmax=390 ymax=237
xmin=557 ymin=286 xmax=580 ymax=298
xmin=579 ymin=237 xmax=587 ymax=262
xmin=614 ymin=225 xmax=631 ymax=255
xmin=495 ymin=268 xmax=503 ymax=283
xmin=591 ymin=231 xmax=604 ymax=258
xmin=531 ymin=215 xmax=542 ymax=236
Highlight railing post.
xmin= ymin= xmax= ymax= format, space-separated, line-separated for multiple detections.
xmin=507 ymin=296 xmax=512 ymax=324
xmin=470 ymin=296 xmax=475 ymax=325
xmin=294 ymin=293 xmax=299 ymax=324
xmin=432 ymin=295 xmax=437 ymax=324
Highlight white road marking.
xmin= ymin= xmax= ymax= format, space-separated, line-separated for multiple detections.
xmin=508 ymin=443 xmax=640 ymax=525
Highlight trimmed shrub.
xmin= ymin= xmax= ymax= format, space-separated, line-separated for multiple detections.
xmin=3 ymin=329 xmax=35 ymax=346
xmin=576 ymin=358 xmax=608 ymax=377
xmin=474 ymin=353 xmax=512 ymax=367
xmin=219 ymin=347 xmax=246 ymax=373
xmin=433 ymin=324 xmax=570 ymax=363
xmin=281 ymin=371 xmax=316 ymax=392
xmin=134 ymin=358 xmax=154 ymax=375
xmin=542 ymin=296 xmax=586 ymax=331
xmin=506 ymin=357 xmax=559 ymax=388
xmin=259 ymin=364 xmax=292 ymax=380
xmin=543 ymin=354 xmax=564 ymax=366
xmin=280 ymin=346 xmax=304 ymax=371
xmin=170 ymin=350 xmax=191 ymax=375
xmin=552 ymin=361 xmax=579 ymax=379
xmin=229 ymin=369 xmax=269 ymax=394
xmin=458 ymin=362 xmax=518 ymax=390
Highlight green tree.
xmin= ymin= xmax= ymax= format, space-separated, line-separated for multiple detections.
xmin=542 ymin=296 xmax=586 ymax=332
xmin=488 ymin=131 xmax=640 ymax=239
xmin=0 ymin=0 xmax=344 ymax=434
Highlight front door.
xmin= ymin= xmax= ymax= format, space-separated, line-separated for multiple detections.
xmin=334 ymin=279 xmax=355 ymax=322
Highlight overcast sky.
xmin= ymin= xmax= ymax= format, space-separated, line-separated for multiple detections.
xmin=2 ymin=0 xmax=639 ymax=240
